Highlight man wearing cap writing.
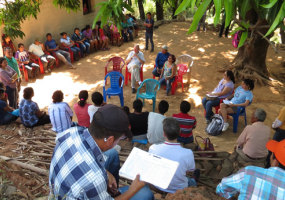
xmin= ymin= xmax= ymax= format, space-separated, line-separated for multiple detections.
xmin=49 ymin=104 xmax=154 ymax=200
xmin=216 ymin=139 xmax=285 ymax=199
xmin=153 ymin=45 xmax=171 ymax=78
xmin=28 ymin=38 xmax=55 ymax=74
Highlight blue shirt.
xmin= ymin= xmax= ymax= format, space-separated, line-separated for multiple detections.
xmin=121 ymin=21 xmax=129 ymax=29
xmin=231 ymin=86 xmax=253 ymax=104
xmin=127 ymin=17 xmax=134 ymax=26
xmin=45 ymin=39 xmax=57 ymax=50
xmin=216 ymin=166 xmax=285 ymax=199
xmin=0 ymin=99 xmax=8 ymax=120
xmin=49 ymin=127 xmax=112 ymax=200
xmin=145 ymin=18 xmax=154 ymax=33
xmin=155 ymin=51 xmax=171 ymax=69
xmin=19 ymin=99 xmax=39 ymax=127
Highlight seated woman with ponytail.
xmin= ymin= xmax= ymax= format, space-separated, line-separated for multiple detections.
xmin=219 ymin=79 xmax=254 ymax=132
xmin=202 ymin=70 xmax=235 ymax=123
xmin=74 ymin=90 xmax=91 ymax=128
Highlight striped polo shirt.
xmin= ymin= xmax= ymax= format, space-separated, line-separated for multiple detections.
xmin=48 ymin=102 xmax=73 ymax=133
xmin=172 ymin=113 xmax=197 ymax=138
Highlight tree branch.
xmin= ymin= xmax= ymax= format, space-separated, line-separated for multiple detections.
xmin=256 ymin=30 xmax=279 ymax=54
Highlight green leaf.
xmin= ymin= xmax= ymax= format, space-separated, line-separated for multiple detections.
xmin=191 ymin=0 xmax=196 ymax=13
xmin=260 ymin=0 xmax=277 ymax=9
xmin=240 ymin=21 xmax=250 ymax=30
xmin=213 ymin=0 xmax=221 ymax=26
xmin=280 ymin=23 xmax=285 ymax=31
xmin=187 ymin=0 xmax=212 ymax=34
xmin=224 ymin=0 xmax=234 ymax=28
xmin=238 ymin=31 xmax=248 ymax=48
xmin=229 ymin=26 xmax=244 ymax=35
xmin=175 ymin=0 xmax=192 ymax=16
xmin=240 ymin=0 xmax=251 ymax=19
xmin=265 ymin=1 xmax=285 ymax=37
xmin=121 ymin=2 xmax=135 ymax=12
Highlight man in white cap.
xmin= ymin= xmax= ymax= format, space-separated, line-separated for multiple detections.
xmin=153 ymin=45 xmax=170 ymax=78
xmin=126 ymin=44 xmax=145 ymax=94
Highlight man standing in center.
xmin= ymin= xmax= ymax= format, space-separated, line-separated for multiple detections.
xmin=144 ymin=12 xmax=154 ymax=52
xmin=126 ymin=45 xmax=145 ymax=94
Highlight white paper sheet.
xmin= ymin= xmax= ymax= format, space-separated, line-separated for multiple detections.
xmin=119 ymin=147 xmax=179 ymax=189
xmin=206 ymin=93 xmax=218 ymax=98
xmin=223 ymin=99 xmax=232 ymax=105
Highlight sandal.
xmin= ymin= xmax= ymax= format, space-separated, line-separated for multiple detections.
xmin=68 ymin=66 xmax=76 ymax=69
xmin=101 ymin=48 xmax=106 ymax=51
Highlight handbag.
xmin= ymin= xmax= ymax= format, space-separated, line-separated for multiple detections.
xmin=195 ymin=136 xmax=216 ymax=158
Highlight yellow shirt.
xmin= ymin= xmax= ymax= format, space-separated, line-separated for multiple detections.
xmin=277 ymin=107 xmax=285 ymax=130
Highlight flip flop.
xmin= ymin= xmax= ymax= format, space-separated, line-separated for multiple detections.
xmin=68 ymin=66 xmax=76 ymax=69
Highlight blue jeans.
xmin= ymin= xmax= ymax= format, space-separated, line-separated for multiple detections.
xmin=159 ymin=76 xmax=176 ymax=94
xmin=202 ymin=97 xmax=221 ymax=120
xmin=68 ymin=46 xmax=80 ymax=60
xmin=5 ymin=86 xmax=17 ymax=109
xmin=187 ymin=177 xmax=197 ymax=187
xmin=152 ymin=66 xmax=162 ymax=77
xmin=122 ymin=29 xmax=133 ymax=42
xmin=78 ymin=42 xmax=90 ymax=57
xmin=145 ymin=32 xmax=154 ymax=50
xmin=177 ymin=135 xmax=193 ymax=144
xmin=0 ymin=112 xmax=18 ymax=125
xmin=119 ymin=185 xmax=154 ymax=200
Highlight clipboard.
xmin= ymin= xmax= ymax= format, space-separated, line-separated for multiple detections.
xmin=119 ymin=147 xmax=179 ymax=189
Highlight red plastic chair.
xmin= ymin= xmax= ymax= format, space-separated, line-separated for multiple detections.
xmin=31 ymin=51 xmax=54 ymax=74
xmin=171 ymin=64 xmax=188 ymax=95
xmin=125 ymin=64 xmax=144 ymax=86
xmin=74 ymin=43 xmax=81 ymax=59
xmin=63 ymin=46 xmax=74 ymax=62
xmin=49 ymin=51 xmax=59 ymax=68
xmin=19 ymin=64 xmax=28 ymax=82
xmin=153 ymin=64 xmax=156 ymax=79
xmin=105 ymin=57 xmax=125 ymax=76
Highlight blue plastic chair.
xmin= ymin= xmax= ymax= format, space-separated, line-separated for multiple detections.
xmin=136 ymin=79 xmax=160 ymax=112
xmin=103 ymin=71 xmax=125 ymax=107
xmin=229 ymin=101 xmax=252 ymax=133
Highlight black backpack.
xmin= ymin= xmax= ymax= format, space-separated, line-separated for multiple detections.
xmin=205 ymin=114 xmax=224 ymax=136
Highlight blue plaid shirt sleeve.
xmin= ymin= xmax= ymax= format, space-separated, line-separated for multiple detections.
xmin=216 ymin=168 xmax=245 ymax=199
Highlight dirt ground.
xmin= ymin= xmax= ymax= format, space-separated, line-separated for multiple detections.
xmin=20 ymin=21 xmax=285 ymax=153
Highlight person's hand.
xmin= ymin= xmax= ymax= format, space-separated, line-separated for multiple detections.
xmin=12 ymin=73 xmax=18 ymax=79
xmin=156 ymin=68 xmax=161 ymax=74
xmin=101 ymin=102 xmax=107 ymax=106
xmin=129 ymin=174 xmax=145 ymax=194
xmin=41 ymin=111 xmax=46 ymax=115
xmin=107 ymin=171 xmax=117 ymax=189
xmin=24 ymin=61 xmax=29 ymax=64
xmin=228 ymin=103 xmax=234 ymax=107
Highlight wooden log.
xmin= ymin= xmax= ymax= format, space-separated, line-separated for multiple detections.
xmin=194 ymin=157 xmax=225 ymax=161
xmin=0 ymin=155 xmax=49 ymax=176
xmin=119 ymin=152 xmax=130 ymax=156
xmin=41 ymin=130 xmax=57 ymax=136
xmin=24 ymin=137 xmax=55 ymax=141
xmin=192 ymin=151 xmax=228 ymax=154
xmin=197 ymin=180 xmax=217 ymax=189
xmin=30 ymin=152 xmax=52 ymax=158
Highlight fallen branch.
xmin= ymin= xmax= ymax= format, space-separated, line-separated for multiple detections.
xmin=256 ymin=30 xmax=279 ymax=53
xmin=194 ymin=157 xmax=225 ymax=161
xmin=30 ymin=152 xmax=52 ymax=158
xmin=197 ymin=180 xmax=217 ymax=189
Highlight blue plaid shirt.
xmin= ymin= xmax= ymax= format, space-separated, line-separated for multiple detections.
xmin=216 ymin=166 xmax=285 ymax=199
xmin=49 ymin=126 xmax=113 ymax=200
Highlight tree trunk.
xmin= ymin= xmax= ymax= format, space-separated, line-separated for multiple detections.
xmin=172 ymin=0 xmax=178 ymax=19
xmin=281 ymin=29 xmax=285 ymax=44
xmin=219 ymin=8 xmax=272 ymax=85
xmin=156 ymin=1 xmax=164 ymax=21
xmin=138 ymin=0 xmax=145 ymax=20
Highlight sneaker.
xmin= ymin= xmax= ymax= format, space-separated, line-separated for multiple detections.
xmin=222 ymin=122 xmax=229 ymax=132
xmin=206 ymin=119 xmax=210 ymax=124
xmin=193 ymin=169 xmax=200 ymax=183
xmin=144 ymin=48 xmax=148 ymax=50
xmin=132 ymin=88 xmax=136 ymax=94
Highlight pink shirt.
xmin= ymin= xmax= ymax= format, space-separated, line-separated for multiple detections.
xmin=83 ymin=29 xmax=92 ymax=38
xmin=110 ymin=25 xmax=118 ymax=33
xmin=74 ymin=103 xmax=92 ymax=127
xmin=236 ymin=122 xmax=270 ymax=158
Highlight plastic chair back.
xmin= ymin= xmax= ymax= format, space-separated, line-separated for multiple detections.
xmin=104 ymin=71 xmax=124 ymax=89
xmin=177 ymin=64 xmax=188 ymax=77
xmin=144 ymin=79 xmax=160 ymax=95
xmin=176 ymin=54 xmax=194 ymax=70
xmin=107 ymin=56 xmax=125 ymax=72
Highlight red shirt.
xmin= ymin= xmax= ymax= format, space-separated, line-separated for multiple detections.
xmin=172 ymin=113 xmax=197 ymax=138
xmin=74 ymin=103 xmax=92 ymax=128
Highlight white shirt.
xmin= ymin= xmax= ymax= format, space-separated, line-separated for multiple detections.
xmin=28 ymin=43 xmax=45 ymax=57
xmin=147 ymin=112 xmax=166 ymax=144
xmin=149 ymin=142 xmax=195 ymax=193
xmin=48 ymin=102 xmax=73 ymax=133
xmin=126 ymin=51 xmax=145 ymax=69
xmin=88 ymin=105 xmax=101 ymax=123
xmin=60 ymin=37 xmax=72 ymax=47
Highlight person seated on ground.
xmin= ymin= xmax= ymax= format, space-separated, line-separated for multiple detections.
xmin=72 ymin=28 xmax=90 ymax=57
xmin=122 ymin=106 xmax=130 ymax=115
xmin=126 ymin=14 xmax=139 ymax=37
xmin=129 ymin=99 xmax=149 ymax=140
xmin=2 ymin=34 xmax=16 ymax=55
xmin=159 ymin=54 xmax=177 ymax=96
xmin=15 ymin=43 xmax=40 ymax=79
xmin=236 ymin=108 xmax=269 ymax=164
xmin=147 ymin=100 xmax=169 ymax=144
xmin=216 ymin=139 xmax=285 ymax=199
xmin=121 ymin=19 xmax=133 ymax=42
xmin=45 ymin=33 xmax=75 ymax=69
xmin=126 ymin=44 xmax=145 ymax=93
xmin=149 ymin=117 xmax=200 ymax=193
xmin=219 ymin=79 xmax=254 ymax=132
xmin=74 ymin=90 xmax=91 ymax=128
xmin=173 ymin=101 xmax=197 ymax=144
xmin=0 ymin=82 xmax=8 ymax=103
xmin=98 ymin=25 xmax=110 ymax=51
xmin=19 ymin=87 xmax=50 ymax=127
xmin=88 ymin=91 xmax=105 ymax=123
xmin=153 ymin=45 xmax=171 ymax=78
xmin=49 ymin=104 xmax=153 ymax=199
xmin=110 ymin=24 xmax=122 ymax=47
xmin=48 ymin=90 xmax=77 ymax=133
xmin=60 ymin=32 xmax=81 ymax=61
xmin=28 ymin=38 xmax=55 ymax=74
xmin=83 ymin=25 xmax=99 ymax=52
xmin=202 ymin=70 xmax=235 ymax=124
xmin=0 ymin=88 xmax=18 ymax=125
xmin=0 ymin=57 xmax=18 ymax=109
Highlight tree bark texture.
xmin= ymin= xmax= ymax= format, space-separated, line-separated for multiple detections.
xmin=172 ymin=0 xmax=178 ymax=19
xmin=280 ymin=29 xmax=285 ymax=44
xmin=138 ymin=0 xmax=145 ymax=20
xmin=156 ymin=1 xmax=164 ymax=21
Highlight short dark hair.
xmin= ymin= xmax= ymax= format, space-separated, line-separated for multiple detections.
xmin=74 ymin=28 xmax=80 ymax=32
xmin=0 ymin=88 xmax=4 ymax=95
xmin=46 ymin=33 xmax=52 ymax=37
xmin=147 ymin=12 xmax=151 ymax=15
xmin=158 ymin=100 xmax=169 ymax=114
xmin=163 ymin=118 xmax=180 ymax=140
xmin=243 ymin=79 xmax=255 ymax=91
xmin=60 ymin=32 xmax=67 ymax=36
xmin=85 ymin=25 xmax=91 ymax=30
xmin=0 ymin=57 xmax=6 ymax=68
xmin=180 ymin=101 xmax=191 ymax=114
xmin=4 ymin=47 xmax=11 ymax=52
xmin=133 ymin=99 xmax=143 ymax=113
xmin=91 ymin=92 xmax=103 ymax=106
xmin=23 ymin=87 xmax=34 ymax=99
xmin=122 ymin=106 xmax=130 ymax=115
xmin=273 ymin=153 xmax=285 ymax=170
xmin=78 ymin=90 xmax=88 ymax=107
xmin=169 ymin=54 xmax=176 ymax=63
xmin=52 ymin=90 xmax=64 ymax=103
xmin=89 ymin=122 xmax=124 ymax=141
xmin=0 ymin=81 xmax=4 ymax=89
xmin=18 ymin=43 xmax=24 ymax=48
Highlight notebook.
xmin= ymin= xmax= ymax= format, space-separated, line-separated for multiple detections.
xmin=119 ymin=147 xmax=179 ymax=189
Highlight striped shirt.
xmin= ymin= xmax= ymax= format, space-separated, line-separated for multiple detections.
xmin=172 ymin=113 xmax=197 ymax=138
xmin=48 ymin=102 xmax=73 ymax=133
xmin=216 ymin=166 xmax=285 ymax=199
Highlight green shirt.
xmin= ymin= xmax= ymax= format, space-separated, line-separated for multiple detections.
xmin=121 ymin=22 xmax=129 ymax=29
xmin=5 ymin=56 xmax=20 ymax=78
